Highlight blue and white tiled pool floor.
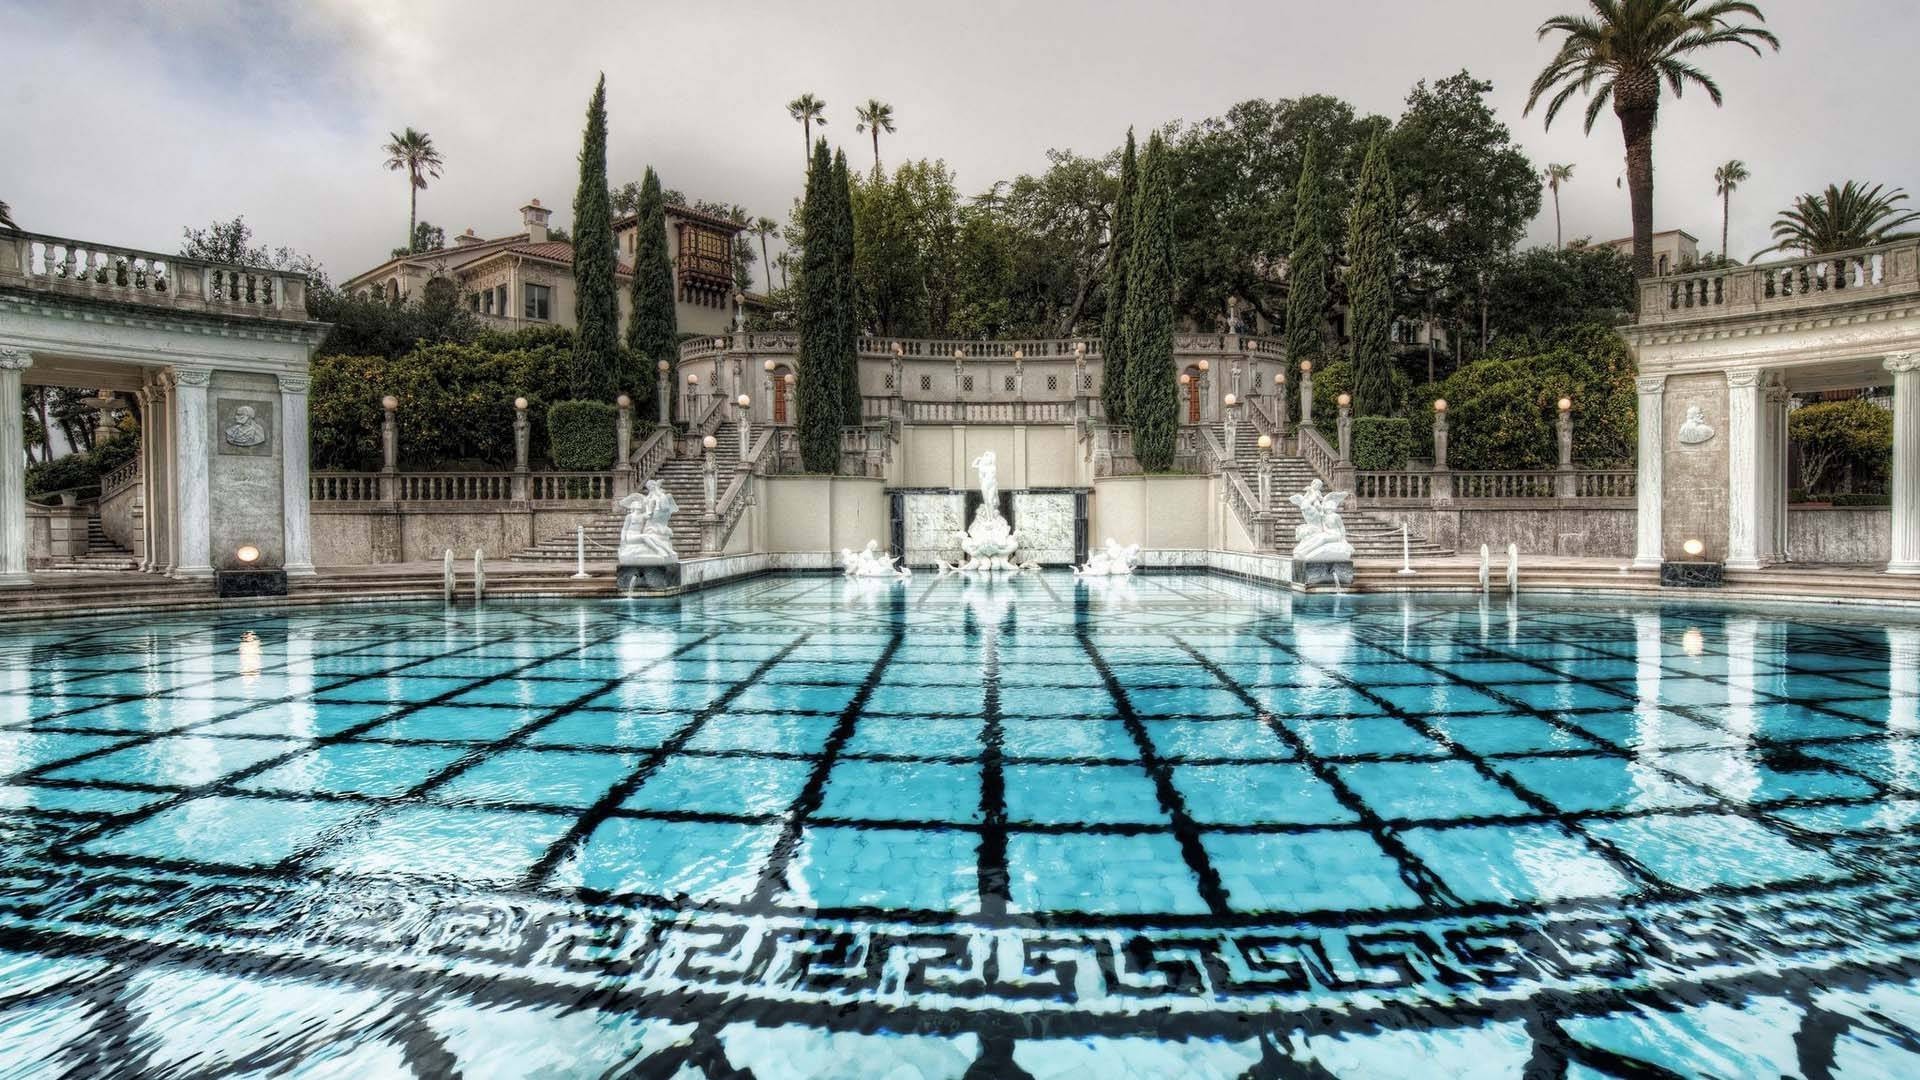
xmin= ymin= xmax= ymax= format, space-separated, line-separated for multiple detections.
xmin=4 ymin=572 xmax=1920 ymax=1076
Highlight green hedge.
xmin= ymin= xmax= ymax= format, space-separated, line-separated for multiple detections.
xmin=547 ymin=400 xmax=618 ymax=469
xmin=1831 ymin=493 xmax=1892 ymax=507
xmin=1412 ymin=323 xmax=1636 ymax=470
xmin=1352 ymin=416 xmax=1412 ymax=470
xmin=25 ymin=433 xmax=143 ymax=498
xmin=1789 ymin=398 xmax=1891 ymax=496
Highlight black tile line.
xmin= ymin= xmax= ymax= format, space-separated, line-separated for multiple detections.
xmin=746 ymin=630 xmax=906 ymax=906
xmin=1077 ymin=630 xmax=1233 ymax=917
xmin=283 ymin=630 xmax=729 ymax=877
xmin=976 ymin=595 xmax=1016 ymax=917
xmin=0 ymin=618 xmax=564 ymax=786
xmin=41 ymin=622 xmax=667 ymax=857
xmin=517 ymin=632 xmax=819 ymax=890
xmin=1169 ymin=637 xmax=1461 ymax=909
xmin=1334 ymin=636 xmax=1686 ymax=897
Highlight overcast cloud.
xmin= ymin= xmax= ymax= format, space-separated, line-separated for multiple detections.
xmin=4 ymin=0 xmax=1915 ymax=284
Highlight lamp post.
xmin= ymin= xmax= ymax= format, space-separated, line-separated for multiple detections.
xmin=889 ymin=341 xmax=904 ymax=420
xmin=1196 ymin=358 xmax=1211 ymax=422
xmin=687 ymin=372 xmax=701 ymax=422
xmin=656 ymin=360 xmax=670 ymax=424
xmin=1256 ymin=433 xmax=1274 ymax=509
xmin=512 ymin=396 xmax=530 ymax=502
xmin=702 ymin=433 xmax=719 ymax=509
xmin=614 ymin=393 xmax=633 ymax=499
xmin=1336 ymin=393 xmax=1352 ymax=462
xmin=735 ymin=394 xmax=752 ymax=465
xmin=1556 ymin=396 xmax=1576 ymax=498
xmin=1074 ymin=341 xmax=1088 ymax=421
xmin=1432 ymin=398 xmax=1452 ymax=503
xmin=380 ymin=394 xmax=399 ymax=502
xmin=732 ymin=290 xmax=746 ymax=334
xmin=1298 ymin=361 xmax=1314 ymax=428
xmin=1273 ymin=372 xmax=1289 ymax=441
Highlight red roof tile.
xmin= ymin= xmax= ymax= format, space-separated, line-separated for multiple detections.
xmin=508 ymin=242 xmax=634 ymax=276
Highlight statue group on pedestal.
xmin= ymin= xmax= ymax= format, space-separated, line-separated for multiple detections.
xmin=617 ymin=480 xmax=681 ymax=590
xmin=1288 ymin=479 xmax=1354 ymax=564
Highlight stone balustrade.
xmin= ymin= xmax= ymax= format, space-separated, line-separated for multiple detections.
xmin=1636 ymin=239 xmax=1920 ymax=325
xmin=1 ymin=231 xmax=313 ymax=320
xmin=311 ymin=470 xmax=614 ymax=505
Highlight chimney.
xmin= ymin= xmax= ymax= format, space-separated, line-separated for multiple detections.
xmin=520 ymin=198 xmax=550 ymax=244
xmin=453 ymin=227 xmax=483 ymax=247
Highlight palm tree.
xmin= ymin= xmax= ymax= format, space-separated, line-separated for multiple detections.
xmin=1713 ymin=159 xmax=1749 ymax=260
xmin=381 ymin=128 xmax=444 ymax=253
xmin=1760 ymin=182 xmax=1920 ymax=258
xmin=1525 ymin=1 xmax=1779 ymax=278
xmin=0 ymin=199 xmax=16 ymax=233
xmin=854 ymin=98 xmax=896 ymax=173
xmin=787 ymin=94 xmax=827 ymax=163
xmin=1544 ymin=163 xmax=1575 ymax=249
xmin=753 ymin=216 xmax=780 ymax=291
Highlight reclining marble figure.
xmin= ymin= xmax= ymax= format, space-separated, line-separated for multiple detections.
xmin=842 ymin=539 xmax=912 ymax=578
xmin=1074 ymin=537 xmax=1140 ymax=577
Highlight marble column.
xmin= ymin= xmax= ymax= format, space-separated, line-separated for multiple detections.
xmin=144 ymin=374 xmax=174 ymax=573
xmin=1773 ymin=387 xmax=1791 ymax=562
xmin=278 ymin=374 xmax=315 ymax=576
xmin=1633 ymin=375 xmax=1665 ymax=568
xmin=170 ymin=366 xmax=213 ymax=579
xmin=1725 ymin=369 xmax=1764 ymax=571
xmin=1759 ymin=382 xmax=1790 ymax=565
xmin=0 ymin=347 xmax=31 ymax=586
xmin=1887 ymin=353 xmax=1920 ymax=573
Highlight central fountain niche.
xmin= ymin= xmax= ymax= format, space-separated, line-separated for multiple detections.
xmin=890 ymin=488 xmax=1086 ymax=567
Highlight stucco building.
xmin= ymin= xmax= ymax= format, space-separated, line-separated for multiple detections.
xmin=340 ymin=198 xmax=749 ymax=338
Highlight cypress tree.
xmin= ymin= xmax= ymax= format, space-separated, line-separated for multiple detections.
xmin=796 ymin=138 xmax=840 ymax=472
xmin=1100 ymin=130 xmax=1137 ymax=425
xmin=569 ymin=75 xmax=620 ymax=401
xmin=832 ymin=150 xmax=862 ymax=427
xmin=1346 ymin=132 xmax=1396 ymax=416
xmin=1284 ymin=137 xmax=1331 ymax=419
xmin=626 ymin=165 xmax=677 ymax=410
xmin=1121 ymin=133 xmax=1179 ymax=473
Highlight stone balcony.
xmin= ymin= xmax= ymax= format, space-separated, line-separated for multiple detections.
xmin=0 ymin=231 xmax=318 ymax=323
xmin=1635 ymin=239 xmax=1920 ymax=327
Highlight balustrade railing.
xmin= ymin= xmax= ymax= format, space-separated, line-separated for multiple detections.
xmin=1 ymin=231 xmax=312 ymax=318
xmin=1297 ymin=426 xmax=1337 ymax=483
xmin=632 ymin=425 xmax=673 ymax=483
xmin=1574 ymin=470 xmax=1637 ymax=498
xmin=529 ymin=472 xmax=616 ymax=502
xmin=1352 ymin=471 xmax=1432 ymax=502
xmin=1222 ymin=470 xmax=1271 ymax=548
xmin=99 ymin=459 xmax=141 ymax=499
xmin=903 ymin=400 xmax=1071 ymax=423
xmin=1637 ymin=240 xmax=1919 ymax=324
xmin=310 ymin=473 xmax=383 ymax=502
xmin=1452 ymin=471 xmax=1560 ymax=500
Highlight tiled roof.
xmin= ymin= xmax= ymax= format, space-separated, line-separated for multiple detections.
xmin=612 ymin=203 xmax=748 ymax=234
xmin=506 ymin=242 xmax=634 ymax=276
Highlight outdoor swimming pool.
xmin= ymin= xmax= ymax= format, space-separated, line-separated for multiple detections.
xmin=2 ymin=572 xmax=1920 ymax=1077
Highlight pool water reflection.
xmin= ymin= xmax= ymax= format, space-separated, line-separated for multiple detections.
xmin=2 ymin=573 xmax=1920 ymax=1076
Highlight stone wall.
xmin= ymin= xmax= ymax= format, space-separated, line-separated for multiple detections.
xmin=761 ymin=476 xmax=889 ymax=554
xmin=25 ymin=504 xmax=87 ymax=566
xmin=1090 ymin=475 xmax=1217 ymax=551
xmin=896 ymin=425 xmax=1083 ymax=490
xmin=1661 ymin=372 xmax=1730 ymax=560
xmin=311 ymin=507 xmax=602 ymax=565
xmin=98 ymin=484 xmax=144 ymax=560
xmin=1788 ymin=507 xmax=1891 ymax=564
xmin=1385 ymin=506 xmax=1637 ymax=558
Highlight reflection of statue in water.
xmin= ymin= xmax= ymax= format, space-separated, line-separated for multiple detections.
xmin=618 ymin=480 xmax=679 ymax=563
xmin=938 ymin=450 xmax=1034 ymax=574
xmin=224 ymin=405 xmax=266 ymax=447
xmin=1074 ymin=536 xmax=1140 ymax=577
xmin=1288 ymin=479 xmax=1354 ymax=563
xmin=842 ymin=539 xmax=912 ymax=578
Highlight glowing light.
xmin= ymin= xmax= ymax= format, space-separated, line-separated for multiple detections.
xmin=1683 ymin=538 xmax=1705 ymax=557
xmin=235 ymin=545 xmax=260 ymax=564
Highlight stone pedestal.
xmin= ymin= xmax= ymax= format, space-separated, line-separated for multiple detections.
xmin=616 ymin=561 xmax=681 ymax=591
xmin=1660 ymin=561 xmax=1725 ymax=588
xmin=1291 ymin=559 xmax=1353 ymax=588
xmin=216 ymin=569 xmax=288 ymax=597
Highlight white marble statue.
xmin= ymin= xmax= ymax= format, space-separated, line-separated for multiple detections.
xmin=1287 ymin=479 xmax=1355 ymax=563
xmin=617 ymin=480 xmax=679 ymax=564
xmin=842 ymin=539 xmax=912 ymax=578
xmin=1074 ymin=536 xmax=1140 ymax=577
xmin=1677 ymin=405 xmax=1715 ymax=445
xmin=938 ymin=450 xmax=1035 ymax=573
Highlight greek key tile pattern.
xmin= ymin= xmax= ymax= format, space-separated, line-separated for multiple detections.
xmin=3 ymin=575 xmax=1920 ymax=1076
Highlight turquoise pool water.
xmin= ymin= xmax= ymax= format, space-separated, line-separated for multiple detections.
xmin=4 ymin=572 xmax=1920 ymax=1076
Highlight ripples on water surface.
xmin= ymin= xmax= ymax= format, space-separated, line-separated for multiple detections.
xmin=3 ymin=572 xmax=1920 ymax=1077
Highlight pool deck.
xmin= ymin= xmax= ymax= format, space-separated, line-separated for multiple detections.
xmin=4 ymin=556 xmax=1920 ymax=621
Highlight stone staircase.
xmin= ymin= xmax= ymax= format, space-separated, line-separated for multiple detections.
xmin=51 ymin=514 xmax=140 ymax=572
xmin=1213 ymin=423 xmax=1452 ymax=559
xmin=510 ymin=427 xmax=740 ymax=563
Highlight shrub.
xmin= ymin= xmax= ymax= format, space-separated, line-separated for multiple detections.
xmin=1790 ymin=398 xmax=1891 ymax=496
xmin=1309 ymin=359 xmax=1412 ymax=429
xmin=1352 ymin=416 xmax=1412 ymax=469
xmin=1417 ymin=322 xmax=1636 ymax=470
xmin=547 ymin=400 xmax=618 ymax=469
xmin=1831 ymin=492 xmax=1892 ymax=507
xmin=25 ymin=454 xmax=98 ymax=497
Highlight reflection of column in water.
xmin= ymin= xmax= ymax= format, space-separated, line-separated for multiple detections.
xmin=1888 ymin=627 xmax=1920 ymax=790
xmin=1633 ymin=610 xmax=1663 ymax=749
xmin=1716 ymin=617 xmax=1761 ymax=803
xmin=1399 ymin=592 xmax=1413 ymax=652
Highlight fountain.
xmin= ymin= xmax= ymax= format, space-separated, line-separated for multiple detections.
xmin=842 ymin=539 xmax=912 ymax=578
xmin=937 ymin=451 xmax=1037 ymax=574
xmin=616 ymin=479 xmax=681 ymax=590
xmin=1396 ymin=523 xmax=1416 ymax=575
xmin=1287 ymin=479 xmax=1354 ymax=587
xmin=1478 ymin=544 xmax=1491 ymax=592
xmin=1506 ymin=542 xmax=1519 ymax=593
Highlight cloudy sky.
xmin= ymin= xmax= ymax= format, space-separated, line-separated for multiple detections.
xmin=4 ymin=0 xmax=1914 ymax=285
